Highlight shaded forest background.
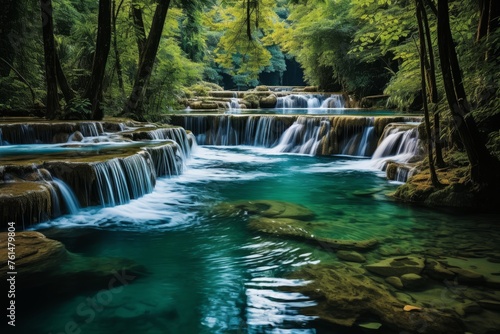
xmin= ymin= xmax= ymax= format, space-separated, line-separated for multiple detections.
xmin=0 ymin=0 xmax=497 ymax=118
xmin=1 ymin=0 xmax=500 ymax=199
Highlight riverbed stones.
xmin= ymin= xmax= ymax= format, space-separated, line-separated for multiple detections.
xmin=336 ymin=250 xmax=366 ymax=263
xmin=365 ymin=256 xmax=425 ymax=277
xmin=385 ymin=276 xmax=404 ymax=289
xmin=289 ymin=264 xmax=464 ymax=332
xmin=400 ymin=273 xmax=425 ymax=290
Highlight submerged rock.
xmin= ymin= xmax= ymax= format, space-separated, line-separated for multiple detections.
xmin=248 ymin=216 xmax=378 ymax=252
xmin=336 ymin=250 xmax=366 ymax=263
xmin=0 ymin=232 xmax=146 ymax=294
xmin=288 ymin=264 xmax=464 ymax=333
xmin=215 ymin=200 xmax=316 ymax=220
xmin=365 ymin=256 xmax=425 ymax=277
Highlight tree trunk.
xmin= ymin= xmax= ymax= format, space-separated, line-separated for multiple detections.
xmin=124 ymin=0 xmax=171 ymax=120
xmin=477 ymin=0 xmax=500 ymax=60
xmin=131 ymin=2 xmax=147 ymax=62
xmin=83 ymin=0 xmax=112 ymax=120
xmin=422 ymin=0 xmax=445 ymax=167
xmin=437 ymin=0 xmax=494 ymax=185
xmin=416 ymin=0 xmax=440 ymax=187
xmin=55 ymin=52 xmax=75 ymax=103
xmin=40 ymin=0 xmax=60 ymax=119
xmin=112 ymin=0 xmax=125 ymax=95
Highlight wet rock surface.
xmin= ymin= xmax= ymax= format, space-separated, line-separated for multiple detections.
xmin=288 ymin=264 xmax=465 ymax=333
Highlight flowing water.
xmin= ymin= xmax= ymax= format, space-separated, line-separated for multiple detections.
xmin=3 ymin=115 xmax=500 ymax=333
xmin=11 ymin=142 xmax=499 ymax=334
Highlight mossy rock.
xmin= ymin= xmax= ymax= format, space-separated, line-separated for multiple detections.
xmin=259 ymin=94 xmax=278 ymax=108
xmin=243 ymin=94 xmax=260 ymax=108
xmin=255 ymin=85 xmax=270 ymax=91
xmin=288 ymin=264 xmax=464 ymax=332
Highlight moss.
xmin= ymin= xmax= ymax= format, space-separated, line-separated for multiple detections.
xmin=243 ymin=94 xmax=260 ymax=108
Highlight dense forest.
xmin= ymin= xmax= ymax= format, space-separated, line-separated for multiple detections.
xmin=1 ymin=0 xmax=500 ymax=194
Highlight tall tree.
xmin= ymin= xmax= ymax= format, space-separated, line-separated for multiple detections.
xmin=83 ymin=0 xmax=112 ymax=120
xmin=112 ymin=0 xmax=125 ymax=95
xmin=124 ymin=0 xmax=171 ymax=120
xmin=437 ymin=0 xmax=494 ymax=185
xmin=40 ymin=0 xmax=60 ymax=119
xmin=416 ymin=0 xmax=440 ymax=186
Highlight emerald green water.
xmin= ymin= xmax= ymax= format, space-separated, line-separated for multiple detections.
xmin=13 ymin=145 xmax=500 ymax=333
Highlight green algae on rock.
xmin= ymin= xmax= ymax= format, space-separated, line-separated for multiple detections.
xmin=287 ymin=264 xmax=464 ymax=333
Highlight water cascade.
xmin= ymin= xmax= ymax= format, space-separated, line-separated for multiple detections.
xmin=52 ymin=177 xmax=81 ymax=214
xmin=0 ymin=122 xmax=104 ymax=144
xmin=93 ymin=153 xmax=155 ymax=207
xmin=133 ymin=127 xmax=192 ymax=158
xmin=172 ymin=114 xmax=418 ymax=157
xmin=370 ymin=123 xmax=421 ymax=180
xmin=1 ymin=124 xmax=193 ymax=225
xmin=276 ymin=94 xmax=345 ymax=110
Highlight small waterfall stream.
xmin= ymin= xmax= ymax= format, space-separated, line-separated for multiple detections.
xmin=53 ymin=177 xmax=81 ymax=214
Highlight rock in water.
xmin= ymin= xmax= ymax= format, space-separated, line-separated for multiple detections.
xmin=0 ymin=231 xmax=146 ymax=295
xmin=288 ymin=264 xmax=464 ymax=333
xmin=365 ymin=256 xmax=425 ymax=277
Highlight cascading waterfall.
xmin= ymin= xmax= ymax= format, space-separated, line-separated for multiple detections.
xmin=276 ymin=94 xmax=345 ymax=109
xmin=174 ymin=115 xmax=418 ymax=157
xmin=341 ymin=119 xmax=375 ymax=156
xmin=180 ymin=115 xmax=290 ymax=147
xmin=0 ymin=122 xmax=104 ymax=144
xmin=372 ymin=127 xmax=420 ymax=161
xmin=320 ymin=95 xmax=345 ymax=108
xmin=52 ymin=178 xmax=81 ymax=214
xmin=145 ymin=143 xmax=183 ymax=177
xmin=93 ymin=154 xmax=156 ymax=207
xmin=371 ymin=124 xmax=421 ymax=178
xmin=143 ymin=127 xmax=192 ymax=159
xmin=272 ymin=116 xmax=329 ymax=155
xmin=79 ymin=122 xmax=103 ymax=137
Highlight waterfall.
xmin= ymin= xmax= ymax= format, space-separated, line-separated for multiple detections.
xmin=93 ymin=154 xmax=156 ymax=207
xmin=230 ymin=98 xmax=241 ymax=110
xmin=272 ymin=117 xmax=327 ymax=155
xmin=320 ymin=95 xmax=345 ymax=108
xmin=52 ymin=178 xmax=81 ymax=214
xmin=275 ymin=94 xmax=345 ymax=110
xmin=145 ymin=143 xmax=183 ymax=177
xmin=179 ymin=115 xmax=290 ymax=147
xmin=371 ymin=124 xmax=421 ymax=178
xmin=0 ymin=122 xmax=104 ymax=144
xmin=142 ymin=127 xmax=192 ymax=159
xmin=79 ymin=122 xmax=103 ymax=137
xmin=174 ymin=115 xmax=421 ymax=157
xmin=372 ymin=127 xmax=419 ymax=160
